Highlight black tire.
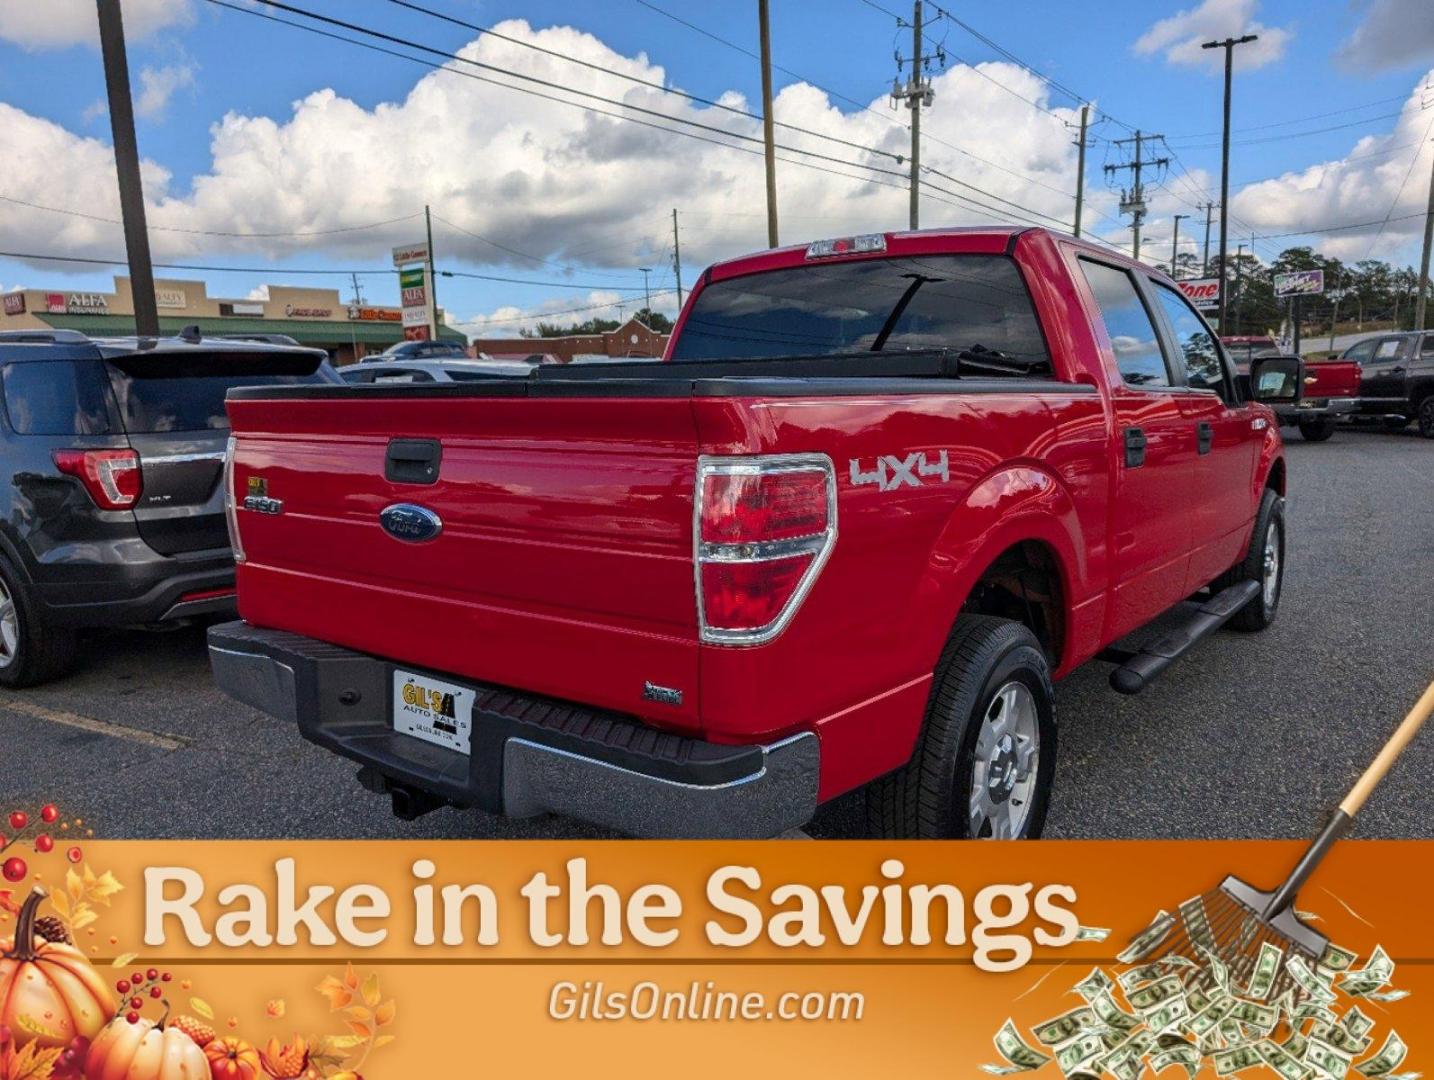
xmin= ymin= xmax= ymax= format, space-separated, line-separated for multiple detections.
xmin=0 ymin=555 xmax=78 ymax=688
xmin=1297 ymin=419 xmax=1335 ymax=442
xmin=1381 ymin=415 xmax=1409 ymax=431
xmin=865 ymin=614 xmax=1056 ymax=839
xmin=1418 ymin=398 xmax=1434 ymax=439
xmin=1217 ymin=488 xmax=1285 ymax=633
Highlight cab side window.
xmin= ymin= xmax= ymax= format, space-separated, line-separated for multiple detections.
xmin=1373 ymin=338 xmax=1404 ymax=362
xmin=1152 ymin=284 xmax=1230 ymax=401
xmin=1344 ymin=339 xmax=1377 ymax=363
xmin=1078 ymin=259 xmax=1171 ymax=387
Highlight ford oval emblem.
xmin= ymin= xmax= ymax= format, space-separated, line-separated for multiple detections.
xmin=379 ymin=503 xmax=443 ymax=543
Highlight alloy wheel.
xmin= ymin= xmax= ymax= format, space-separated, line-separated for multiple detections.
xmin=969 ymin=680 xmax=1040 ymax=839
xmin=0 ymin=577 xmax=18 ymax=668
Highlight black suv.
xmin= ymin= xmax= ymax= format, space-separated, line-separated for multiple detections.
xmin=1340 ymin=330 xmax=1434 ymax=437
xmin=0 ymin=329 xmax=338 ymax=685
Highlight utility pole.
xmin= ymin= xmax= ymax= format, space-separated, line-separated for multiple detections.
xmin=671 ymin=208 xmax=684 ymax=311
xmin=1201 ymin=201 xmax=1215 ymax=275
xmin=638 ymin=267 xmax=652 ymax=328
xmin=891 ymin=0 xmax=938 ymax=230
xmin=1232 ymin=242 xmax=1245 ymax=335
xmin=1171 ymin=214 xmax=1189 ymax=279
xmin=424 ymin=204 xmax=438 ymax=341
xmin=1415 ymin=140 xmax=1434 ymax=332
xmin=1104 ymin=131 xmax=1168 ymax=261
xmin=96 ymin=0 xmax=158 ymax=338
xmin=1202 ymin=33 xmax=1258 ymax=334
xmin=349 ymin=272 xmax=365 ymax=306
xmin=757 ymin=0 xmax=779 ymax=248
xmin=1073 ymin=104 xmax=1089 ymax=238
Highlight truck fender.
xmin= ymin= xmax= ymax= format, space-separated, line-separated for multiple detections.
xmin=915 ymin=463 xmax=1086 ymax=675
xmin=1255 ymin=428 xmax=1285 ymax=499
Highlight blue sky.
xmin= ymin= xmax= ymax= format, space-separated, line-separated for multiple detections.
xmin=1 ymin=0 xmax=1431 ymax=335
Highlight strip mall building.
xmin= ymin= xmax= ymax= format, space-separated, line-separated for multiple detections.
xmin=0 ymin=276 xmax=465 ymax=364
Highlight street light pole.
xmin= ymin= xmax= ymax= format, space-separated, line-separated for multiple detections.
xmin=1171 ymin=214 xmax=1189 ymax=280
xmin=638 ymin=267 xmax=652 ymax=328
xmin=757 ymin=0 xmax=779 ymax=248
xmin=1202 ymin=33 xmax=1258 ymax=334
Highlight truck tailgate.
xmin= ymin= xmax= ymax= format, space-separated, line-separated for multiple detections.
xmin=226 ymin=393 xmax=702 ymax=729
xmin=1303 ymin=359 xmax=1360 ymax=399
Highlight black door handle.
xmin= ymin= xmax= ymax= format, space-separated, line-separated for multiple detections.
xmin=1197 ymin=421 xmax=1213 ymax=455
xmin=385 ymin=438 xmax=442 ymax=484
xmin=1124 ymin=427 xmax=1147 ymax=468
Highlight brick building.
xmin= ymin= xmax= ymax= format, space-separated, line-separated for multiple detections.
xmin=475 ymin=316 xmax=669 ymax=362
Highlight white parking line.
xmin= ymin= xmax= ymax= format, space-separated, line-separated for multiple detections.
xmin=0 ymin=694 xmax=188 ymax=750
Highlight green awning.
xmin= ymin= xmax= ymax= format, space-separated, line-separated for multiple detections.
xmin=35 ymin=312 xmax=466 ymax=345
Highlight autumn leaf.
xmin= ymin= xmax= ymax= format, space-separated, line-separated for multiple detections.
xmin=0 ymin=891 xmax=19 ymax=917
xmin=344 ymin=1020 xmax=371 ymax=1040
xmin=373 ymin=1034 xmax=396 ymax=1049
xmin=342 ymin=963 xmax=358 ymax=990
xmin=70 ymin=907 xmax=98 ymax=931
xmin=315 ymin=975 xmax=353 ymax=1011
xmin=3 ymin=1041 xmax=64 ymax=1080
xmin=320 ymin=1035 xmax=365 ymax=1053
xmin=360 ymin=972 xmax=380 ymax=1008
xmin=110 ymin=952 xmax=138 ymax=968
xmin=266 ymin=999 xmax=286 ymax=1019
xmin=46 ymin=892 xmax=69 ymax=920
xmin=190 ymin=997 xmax=215 ymax=1021
xmin=373 ymin=1000 xmax=395 ymax=1027
xmin=65 ymin=869 xmax=83 ymax=905
xmin=86 ymin=869 xmax=124 ymax=905
xmin=342 ymin=1006 xmax=371 ymax=1025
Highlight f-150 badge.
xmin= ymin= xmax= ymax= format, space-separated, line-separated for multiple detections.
xmin=849 ymin=450 xmax=949 ymax=492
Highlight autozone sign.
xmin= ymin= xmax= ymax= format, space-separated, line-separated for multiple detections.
xmin=1176 ymin=278 xmax=1220 ymax=309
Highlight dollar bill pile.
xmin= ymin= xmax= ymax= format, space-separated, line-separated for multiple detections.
xmin=983 ymin=906 xmax=1416 ymax=1080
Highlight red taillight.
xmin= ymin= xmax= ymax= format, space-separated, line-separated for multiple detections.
xmin=53 ymin=449 xmax=143 ymax=510
xmin=696 ymin=456 xmax=836 ymax=645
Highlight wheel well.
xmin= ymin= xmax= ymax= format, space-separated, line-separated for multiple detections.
xmin=1266 ymin=458 xmax=1286 ymax=496
xmin=958 ymin=541 xmax=1065 ymax=667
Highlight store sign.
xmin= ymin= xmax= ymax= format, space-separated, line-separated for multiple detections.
xmin=2 ymin=293 xmax=24 ymax=316
xmin=403 ymin=325 xmax=432 ymax=341
xmin=155 ymin=289 xmax=187 ymax=309
xmin=1273 ymin=269 xmax=1324 ymax=298
xmin=46 ymin=293 xmax=67 ymax=314
xmin=347 ymin=305 xmax=402 ymax=322
xmin=220 ymin=301 xmax=266 ymax=317
xmin=392 ymin=242 xmax=429 ymax=266
xmin=67 ymin=293 xmax=109 ymax=313
xmin=1176 ymin=278 xmax=1220 ymax=310
xmin=399 ymin=266 xmax=431 ymax=329
xmin=284 ymin=304 xmax=333 ymax=318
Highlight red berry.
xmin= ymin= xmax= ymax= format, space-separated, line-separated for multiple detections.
xmin=131 ymin=973 xmax=143 ymax=986
xmin=116 ymin=980 xmax=130 ymax=994
xmin=125 ymin=1012 xmax=139 ymax=1025
xmin=161 ymin=972 xmax=172 ymax=982
xmin=146 ymin=968 xmax=158 ymax=981
xmin=40 ymin=805 xmax=58 ymax=824
xmin=1 ymin=857 xmax=26 ymax=883
xmin=8 ymin=812 xmax=26 ymax=832
xmin=34 ymin=835 xmax=53 ymax=853
xmin=66 ymin=846 xmax=82 ymax=864
xmin=149 ymin=986 xmax=162 ymax=999
xmin=129 ymin=997 xmax=143 ymax=1010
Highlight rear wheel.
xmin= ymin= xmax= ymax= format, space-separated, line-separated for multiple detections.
xmin=865 ymin=615 xmax=1056 ymax=839
xmin=1219 ymin=488 xmax=1285 ymax=633
xmin=1297 ymin=419 xmax=1335 ymax=442
xmin=0 ymin=558 xmax=78 ymax=688
xmin=1418 ymin=399 xmax=1434 ymax=439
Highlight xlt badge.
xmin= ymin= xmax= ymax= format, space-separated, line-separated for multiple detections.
xmin=242 ymin=476 xmax=283 ymax=515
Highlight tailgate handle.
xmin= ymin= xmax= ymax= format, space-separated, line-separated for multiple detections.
xmin=385 ymin=438 xmax=442 ymax=485
xmin=1197 ymin=421 xmax=1213 ymax=455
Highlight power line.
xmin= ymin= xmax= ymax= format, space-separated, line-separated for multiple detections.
xmin=455 ymin=288 xmax=680 ymax=329
xmin=430 ymin=214 xmax=643 ymax=283
xmin=1163 ymin=89 xmax=1427 ymax=141
xmin=0 ymin=193 xmax=423 ymax=238
xmin=1169 ymin=110 xmax=1413 ymax=150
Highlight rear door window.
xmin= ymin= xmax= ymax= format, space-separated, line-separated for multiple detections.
xmin=1373 ymin=338 xmax=1404 ymax=362
xmin=1077 ymin=259 xmax=1171 ymax=387
xmin=2 ymin=360 xmax=115 ymax=435
xmin=668 ymin=254 xmax=1050 ymax=366
xmin=105 ymin=350 xmax=330 ymax=433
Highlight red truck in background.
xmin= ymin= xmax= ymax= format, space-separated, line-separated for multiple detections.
xmin=1219 ymin=336 xmax=1359 ymax=441
xmin=208 ymin=227 xmax=1300 ymax=839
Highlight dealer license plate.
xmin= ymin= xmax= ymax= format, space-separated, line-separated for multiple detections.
xmin=392 ymin=669 xmax=474 ymax=755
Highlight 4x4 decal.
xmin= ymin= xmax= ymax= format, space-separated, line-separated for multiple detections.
xmin=848 ymin=450 xmax=949 ymax=492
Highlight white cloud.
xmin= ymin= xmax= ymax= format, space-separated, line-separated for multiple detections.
xmin=0 ymin=19 xmax=1100 ymax=289
xmin=460 ymin=291 xmax=639 ymax=339
xmin=135 ymin=62 xmax=197 ymax=120
xmin=1229 ymin=71 xmax=1434 ymax=261
xmin=81 ymin=99 xmax=107 ymax=124
xmin=245 ymin=285 xmax=270 ymax=301
xmin=1338 ymin=0 xmax=1434 ymax=71
xmin=0 ymin=0 xmax=192 ymax=50
xmin=1133 ymin=0 xmax=1291 ymax=72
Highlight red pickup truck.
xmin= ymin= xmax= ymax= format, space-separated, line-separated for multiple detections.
xmin=209 ymin=227 xmax=1299 ymax=839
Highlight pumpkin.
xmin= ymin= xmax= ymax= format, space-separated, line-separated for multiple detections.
xmin=85 ymin=1014 xmax=209 ymax=1080
xmin=0 ymin=887 xmax=114 ymax=1050
xmin=204 ymin=1036 xmax=261 ymax=1080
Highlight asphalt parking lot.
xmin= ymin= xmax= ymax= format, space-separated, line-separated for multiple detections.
xmin=2 ymin=424 xmax=1431 ymax=841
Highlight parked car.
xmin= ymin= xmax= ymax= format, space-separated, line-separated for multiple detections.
xmin=1271 ymin=355 xmax=1361 ymax=442
xmin=209 ymin=227 xmax=1298 ymax=839
xmin=361 ymin=340 xmax=470 ymax=362
xmin=0 ymin=328 xmax=339 ymax=685
xmin=1219 ymin=335 xmax=1282 ymax=374
xmin=339 ymin=358 xmax=537 ymax=384
xmin=1339 ymin=331 xmax=1434 ymax=437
